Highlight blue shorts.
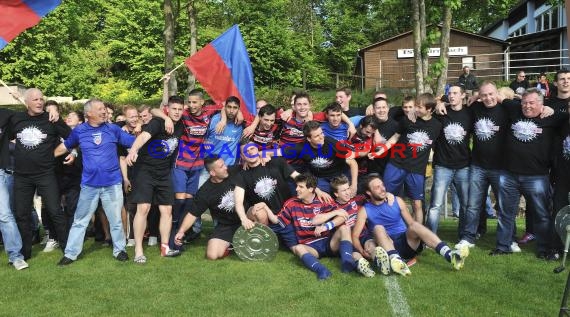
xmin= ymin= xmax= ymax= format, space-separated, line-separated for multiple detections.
xmin=306 ymin=237 xmax=334 ymax=258
xmin=269 ymin=223 xmax=298 ymax=249
xmin=172 ymin=167 xmax=203 ymax=195
xmin=359 ymin=233 xmax=373 ymax=248
xmin=391 ymin=232 xmax=417 ymax=260
xmin=383 ymin=163 xmax=425 ymax=200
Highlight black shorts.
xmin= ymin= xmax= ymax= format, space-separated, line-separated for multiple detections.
xmin=210 ymin=223 xmax=241 ymax=243
xmin=130 ymin=168 xmax=174 ymax=205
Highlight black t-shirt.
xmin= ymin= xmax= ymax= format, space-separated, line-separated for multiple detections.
xmin=388 ymin=107 xmax=405 ymax=122
xmin=10 ymin=112 xmax=71 ymax=175
xmin=470 ymin=101 xmax=510 ymax=170
xmin=503 ymin=101 xmax=568 ymax=175
xmin=555 ymin=122 xmax=570 ymax=181
xmin=344 ymin=106 xmax=366 ymax=117
xmin=189 ymin=165 xmax=242 ymax=226
xmin=390 ymin=116 xmax=442 ymax=175
xmin=369 ymin=117 xmax=399 ymax=174
xmin=136 ymin=117 xmax=183 ymax=172
xmin=234 ymin=157 xmax=295 ymax=214
xmin=0 ymin=109 xmax=16 ymax=169
xmin=295 ymin=136 xmax=347 ymax=178
xmin=546 ymin=96 xmax=570 ymax=113
xmin=509 ymin=80 xmax=529 ymax=96
xmin=433 ymin=106 xmax=473 ymax=169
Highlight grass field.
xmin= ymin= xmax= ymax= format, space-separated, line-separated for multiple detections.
xmin=0 ymin=219 xmax=566 ymax=317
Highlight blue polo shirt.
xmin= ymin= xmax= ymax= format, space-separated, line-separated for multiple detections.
xmin=320 ymin=121 xmax=348 ymax=141
xmin=205 ymin=113 xmax=243 ymax=166
xmin=64 ymin=122 xmax=135 ymax=187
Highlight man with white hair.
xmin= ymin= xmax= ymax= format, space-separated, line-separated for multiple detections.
xmin=10 ymin=88 xmax=70 ymax=261
xmin=54 ymin=99 xmax=135 ymax=265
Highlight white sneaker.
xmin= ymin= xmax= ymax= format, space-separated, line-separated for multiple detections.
xmin=40 ymin=231 xmax=49 ymax=245
xmin=356 ymin=258 xmax=375 ymax=278
xmin=148 ymin=236 xmax=158 ymax=246
xmin=12 ymin=259 xmax=29 ymax=271
xmin=510 ymin=242 xmax=522 ymax=253
xmin=43 ymin=239 xmax=59 ymax=252
xmin=126 ymin=239 xmax=135 ymax=247
xmin=455 ymin=240 xmax=475 ymax=249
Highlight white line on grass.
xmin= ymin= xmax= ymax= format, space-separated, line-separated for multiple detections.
xmin=383 ymin=276 xmax=412 ymax=317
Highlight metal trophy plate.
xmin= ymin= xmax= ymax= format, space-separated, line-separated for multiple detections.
xmin=233 ymin=223 xmax=278 ymax=261
xmin=556 ymin=206 xmax=570 ymax=240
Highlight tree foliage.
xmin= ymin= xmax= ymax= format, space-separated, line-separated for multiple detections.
xmin=0 ymin=0 xmax=522 ymax=102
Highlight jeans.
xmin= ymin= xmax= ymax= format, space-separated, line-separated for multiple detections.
xmin=427 ymin=166 xmax=469 ymax=235
xmin=65 ymin=184 xmax=126 ymax=260
xmin=461 ymin=165 xmax=502 ymax=243
xmin=496 ymin=172 xmax=551 ymax=254
xmin=13 ymin=172 xmax=67 ymax=259
xmin=450 ymin=183 xmax=460 ymax=214
xmin=0 ymin=170 xmax=24 ymax=262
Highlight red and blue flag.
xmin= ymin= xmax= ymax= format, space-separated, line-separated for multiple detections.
xmin=0 ymin=0 xmax=62 ymax=50
xmin=185 ymin=25 xmax=257 ymax=118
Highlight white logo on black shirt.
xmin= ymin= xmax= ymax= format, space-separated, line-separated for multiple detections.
xmin=311 ymin=157 xmax=333 ymax=168
xmin=218 ymin=190 xmax=235 ymax=213
xmin=17 ymin=126 xmax=47 ymax=149
xmin=254 ymin=176 xmax=277 ymax=200
xmin=512 ymin=120 xmax=541 ymax=142
xmin=563 ymin=136 xmax=570 ymax=160
xmin=407 ymin=130 xmax=431 ymax=151
xmin=474 ymin=118 xmax=498 ymax=141
xmin=443 ymin=123 xmax=466 ymax=145
xmin=164 ymin=137 xmax=178 ymax=157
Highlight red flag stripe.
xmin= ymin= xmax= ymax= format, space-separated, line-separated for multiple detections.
xmin=0 ymin=1 xmax=41 ymax=42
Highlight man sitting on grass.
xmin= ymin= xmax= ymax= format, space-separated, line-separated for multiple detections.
xmin=351 ymin=174 xmax=469 ymax=276
xmin=266 ymin=173 xmax=356 ymax=280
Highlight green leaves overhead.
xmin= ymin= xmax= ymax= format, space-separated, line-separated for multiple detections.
xmin=0 ymin=0 xmax=521 ymax=102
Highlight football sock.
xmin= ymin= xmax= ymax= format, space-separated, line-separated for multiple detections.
xmin=388 ymin=250 xmax=402 ymax=260
xmin=301 ymin=253 xmax=331 ymax=280
xmin=435 ymin=242 xmax=452 ymax=262
xmin=339 ymin=240 xmax=355 ymax=273
xmin=169 ymin=199 xmax=186 ymax=249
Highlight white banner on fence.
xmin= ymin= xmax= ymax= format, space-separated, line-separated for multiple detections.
xmin=397 ymin=46 xmax=468 ymax=58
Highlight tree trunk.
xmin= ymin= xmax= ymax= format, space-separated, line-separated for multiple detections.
xmin=163 ymin=0 xmax=177 ymax=106
xmin=436 ymin=5 xmax=452 ymax=96
xmin=186 ymin=0 xmax=197 ymax=95
xmin=419 ymin=0 xmax=428 ymax=90
xmin=412 ymin=0 xmax=424 ymax=95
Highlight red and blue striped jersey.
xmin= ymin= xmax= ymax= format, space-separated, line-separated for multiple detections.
xmin=252 ymin=122 xmax=282 ymax=151
xmin=277 ymin=196 xmax=337 ymax=244
xmin=176 ymin=106 xmax=221 ymax=170
xmin=278 ymin=111 xmax=326 ymax=165
xmin=335 ymin=195 xmax=366 ymax=228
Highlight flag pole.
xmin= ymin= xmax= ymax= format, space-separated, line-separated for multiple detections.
xmin=158 ymin=62 xmax=186 ymax=82
xmin=0 ymin=79 xmax=25 ymax=104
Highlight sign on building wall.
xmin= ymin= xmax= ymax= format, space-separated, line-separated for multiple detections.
xmin=397 ymin=46 xmax=468 ymax=58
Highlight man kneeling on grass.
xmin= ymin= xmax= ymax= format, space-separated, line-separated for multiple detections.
xmin=265 ymin=173 xmax=356 ymax=280
xmin=351 ymin=174 xmax=469 ymax=276
xmin=174 ymin=155 xmax=253 ymax=260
